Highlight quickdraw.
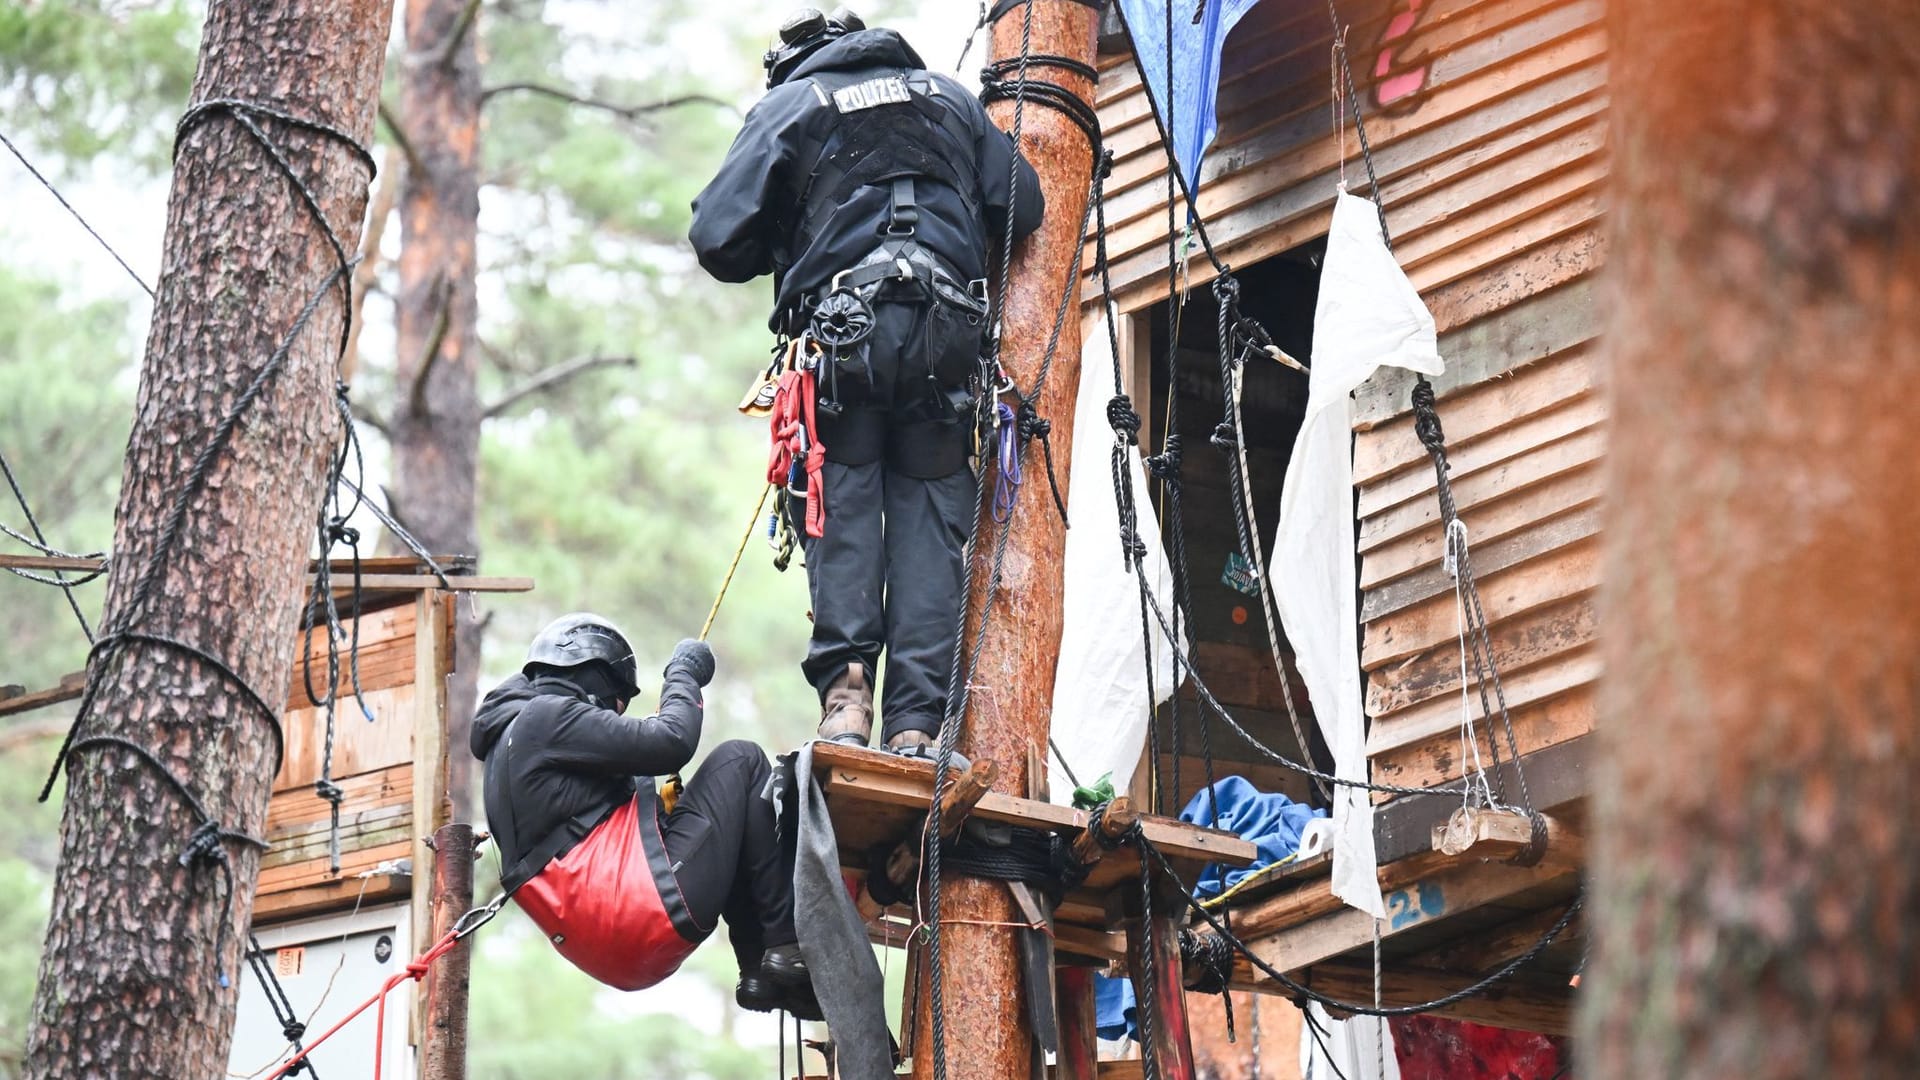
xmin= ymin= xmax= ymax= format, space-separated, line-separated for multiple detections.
xmin=767 ymin=339 xmax=828 ymax=539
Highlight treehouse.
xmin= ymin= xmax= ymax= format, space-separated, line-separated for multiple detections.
xmin=1077 ymin=0 xmax=1601 ymax=1039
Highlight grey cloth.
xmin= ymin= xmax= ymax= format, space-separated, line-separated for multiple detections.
xmin=774 ymin=742 xmax=894 ymax=1080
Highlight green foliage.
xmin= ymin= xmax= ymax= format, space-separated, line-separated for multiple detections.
xmin=0 ymin=1 xmax=200 ymax=172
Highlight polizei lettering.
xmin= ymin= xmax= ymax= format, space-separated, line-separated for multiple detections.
xmin=831 ymin=76 xmax=913 ymax=114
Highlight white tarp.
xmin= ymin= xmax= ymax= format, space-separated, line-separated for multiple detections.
xmin=1301 ymin=1003 xmax=1403 ymax=1080
xmin=1048 ymin=309 xmax=1176 ymax=804
xmin=1273 ymin=190 xmax=1444 ymax=916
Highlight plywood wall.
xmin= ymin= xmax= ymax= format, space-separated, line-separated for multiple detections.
xmin=1089 ymin=0 xmax=1609 ymax=808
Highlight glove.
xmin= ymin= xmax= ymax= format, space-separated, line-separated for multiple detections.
xmin=667 ymin=638 xmax=716 ymax=687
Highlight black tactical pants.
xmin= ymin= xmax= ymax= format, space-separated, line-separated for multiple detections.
xmin=662 ymin=740 xmax=796 ymax=974
xmin=790 ymin=296 xmax=980 ymax=741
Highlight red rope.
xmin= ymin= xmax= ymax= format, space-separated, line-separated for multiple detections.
xmin=265 ymin=928 xmax=465 ymax=1080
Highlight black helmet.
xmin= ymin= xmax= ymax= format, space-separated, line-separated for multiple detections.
xmin=523 ymin=612 xmax=640 ymax=699
xmin=763 ymin=6 xmax=866 ymax=88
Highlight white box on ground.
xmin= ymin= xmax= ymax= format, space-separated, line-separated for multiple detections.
xmin=229 ymin=901 xmax=415 ymax=1080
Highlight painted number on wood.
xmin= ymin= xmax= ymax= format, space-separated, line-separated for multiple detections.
xmin=275 ymin=946 xmax=306 ymax=978
xmin=1383 ymin=880 xmax=1447 ymax=931
xmin=1371 ymin=0 xmax=1434 ymax=114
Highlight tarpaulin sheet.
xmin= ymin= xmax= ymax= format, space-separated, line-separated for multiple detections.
xmin=1116 ymin=0 xmax=1263 ymax=195
xmin=1272 ymin=190 xmax=1443 ymax=917
xmin=1047 ymin=308 xmax=1175 ymax=805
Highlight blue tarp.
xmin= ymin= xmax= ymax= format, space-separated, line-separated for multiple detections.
xmin=1115 ymin=0 xmax=1263 ymax=197
xmin=1095 ymin=777 xmax=1326 ymax=1041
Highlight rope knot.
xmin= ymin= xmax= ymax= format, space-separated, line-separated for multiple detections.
xmin=179 ymin=820 xmax=227 ymax=868
xmin=1106 ymin=395 xmax=1141 ymax=444
xmin=1145 ymin=434 xmax=1183 ymax=480
xmin=314 ymin=778 xmax=344 ymax=805
xmin=1411 ymin=378 xmax=1447 ymax=456
xmin=1211 ymin=273 xmax=1241 ymax=306
xmin=1016 ymin=400 xmax=1051 ymax=442
xmin=1179 ymin=930 xmax=1234 ymax=995
xmin=1097 ymin=148 xmax=1115 ymax=180
xmin=1210 ymin=420 xmax=1237 ymax=452
xmin=325 ymin=516 xmax=359 ymax=546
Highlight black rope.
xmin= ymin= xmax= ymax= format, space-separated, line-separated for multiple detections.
xmin=979 ymin=60 xmax=1103 ymax=160
xmin=1015 ymin=399 xmax=1068 ymax=526
xmin=246 ymin=933 xmax=323 ymax=1077
xmin=0 ymin=129 xmax=156 ymax=298
xmin=0 ymin=442 xmax=98 ymax=640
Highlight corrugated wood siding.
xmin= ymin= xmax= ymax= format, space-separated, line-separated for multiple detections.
xmin=1090 ymin=0 xmax=1610 ymax=803
xmin=1087 ymin=0 xmax=1606 ymax=312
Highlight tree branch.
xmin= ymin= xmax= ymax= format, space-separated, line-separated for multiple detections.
xmin=378 ymin=100 xmax=422 ymax=175
xmin=477 ymin=84 xmax=736 ymax=122
xmin=436 ymin=0 xmax=483 ymax=68
xmin=407 ymin=276 xmax=453 ymax=420
xmin=483 ymin=355 xmax=637 ymax=419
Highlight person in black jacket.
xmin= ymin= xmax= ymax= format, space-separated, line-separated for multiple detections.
xmin=471 ymin=613 xmax=817 ymax=1016
xmin=690 ymin=7 xmax=1043 ymax=756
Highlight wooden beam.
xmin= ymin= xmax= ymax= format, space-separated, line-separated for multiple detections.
xmin=0 ymin=553 xmax=476 ymax=575
xmin=1241 ymin=857 xmax=1577 ymax=976
xmin=1126 ymin=877 xmax=1197 ymax=1080
xmin=1431 ymin=808 xmax=1583 ymax=873
xmin=0 ymin=671 xmax=88 ymax=718
xmin=1373 ymin=736 xmax=1592 ymax=865
xmin=1411 ymin=904 xmax=1585 ymax=976
xmin=1289 ymin=961 xmax=1574 ymax=1036
xmin=410 ymin=588 xmax=450 ymax=1045
xmin=250 ymin=872 xmax=412 ymax=924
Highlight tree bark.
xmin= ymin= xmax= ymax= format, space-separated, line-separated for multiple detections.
xmin=1586 ymin=2 xmax=1920 ymax=1076
xmin=392 ymin=0 xmax=484 ymax=818
xmin=910 ymin=3 xmax=1100 ymax=1077
xmin=24 ymin=1 xmax=392 ymax=1075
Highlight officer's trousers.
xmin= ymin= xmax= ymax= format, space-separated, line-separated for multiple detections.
xmin=788 ymin=297 xmax=979 ymax=740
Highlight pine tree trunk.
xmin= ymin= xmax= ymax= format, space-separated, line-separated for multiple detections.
xmin=1586 ymin=2 xmax=1920 ymax=1076
xmin=24 ymin=1 xmax=392 ymax=1076
xmin=392 ymin=0 xmax=484 ymax=817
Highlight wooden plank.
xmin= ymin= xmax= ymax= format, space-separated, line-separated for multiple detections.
xmin=1367 ymin=645 xmax=1600 ymax=756
xmin=1366 ymin=592 xmax=1596 ymax=718
xmin=344 ymin=573 xmax=531 ymax=593
xmin=1356 ymin=281 xmax=1601 ymax=434
xmin=1408 ymin=185 xmax=1609 ymax=297
xmin=411 ymin=589 xmax=451 ymax=979
xmin=1361 ymin=466 xmax=1602 ymax=592
xmin=1270 ymin=961 xmax=1575 ymax=1035
xmin=1412 ymin=901 xmax=1585 ymax=974
xmin=1362 ymin=537 xmax=1600 ymax=670
xmin=1358 ymin=426 xmax=1604 ymax=555
xmin=1373 ymin=736 xmax=1591 ymax=864
xmin=1094 ymin=26 xmax=1611 ymax=309
xmin=0 ymin=671 xmax=87 ymax=718
xmin=1242 ymin=858 xmax=1577 ymax=974
xmin=810 ymin=742 xmax=1257 ymax=869
xmin=1356 ymin=393 xmax=1605 ymax=523
xmin=1355 ymin=331 xmax=1599 ymax=486
xmin=274 ymin=684 xmax=417 ymax=791
xmin=256 ymin=839 xmax=413 ymax=892
xmin=1421 ymin=226 xmax=1606 ymax=340
xmin=1371 ymin=686 xmax=1595 ymax=797
xmin=251 ymin=872 xmax=412 ymax=925
xmin=261 ymin=818 xmax=413 ymax=870
xmin=268 ymin=763 xmax=412 ymax=830
xmin=1360 ymin=504 xmax=1600 ymax=624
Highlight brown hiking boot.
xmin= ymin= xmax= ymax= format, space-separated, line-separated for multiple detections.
xmin=817 ymin=663 xmax=874 ymax=745
xmin=884 ymin=729 xmax=934 ymax=754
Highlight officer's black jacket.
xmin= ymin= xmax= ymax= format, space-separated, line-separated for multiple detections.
xmin=689 ymin=29 xmax=1045 ymax=322
xmin=471 ymin=663 xmax=704 ymax=889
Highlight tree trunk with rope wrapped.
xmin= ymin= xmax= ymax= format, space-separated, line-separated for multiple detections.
xmin=912 ymin=3 xmax=1101 ymax=1077
xmin=390 ymin=0 xmax=485 ymax=818
xmin=24 ymin=1 xmax=392 ymax=1075
xmin=1585 ymin=1 xmax=1920 ymax=1075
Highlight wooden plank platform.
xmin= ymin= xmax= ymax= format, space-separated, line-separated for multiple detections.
xmin=809 ymin=742 xmax=1256 ymax=936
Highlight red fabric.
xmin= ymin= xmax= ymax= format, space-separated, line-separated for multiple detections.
xmin=768 ymin=364 xmax=827 ymax=538
xmin=1389 ymin=1016 xmax=1568 ymax=1080
xmin=514 ymin=796 xmax=698 ymax=992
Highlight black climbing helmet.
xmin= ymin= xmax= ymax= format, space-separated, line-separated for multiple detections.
xmin=523 ymin=612 xmax=640 ymax=699
xmin=763 ymin=6 xmax=866 ymax=88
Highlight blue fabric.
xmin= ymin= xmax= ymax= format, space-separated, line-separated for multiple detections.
xmin=1095 ymin=776 xmax=1326 ymax=1041
xmin=1095 ymin=973 xmax=1136 ymax=1042
xmin=1179 ymin=775 xmax=1327 ymax=898
xmin=1116 ymin=0 xmax=1263 ymax=196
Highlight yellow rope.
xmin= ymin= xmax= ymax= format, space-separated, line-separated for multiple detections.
xmin=699 ymin=482 xmax=773 ymax=642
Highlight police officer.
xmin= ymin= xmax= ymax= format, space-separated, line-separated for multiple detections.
xmin=470 ymin=613 xmax=819 ymax=1017
xmin=690 ymin=7 xmax=1043 ymax=755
